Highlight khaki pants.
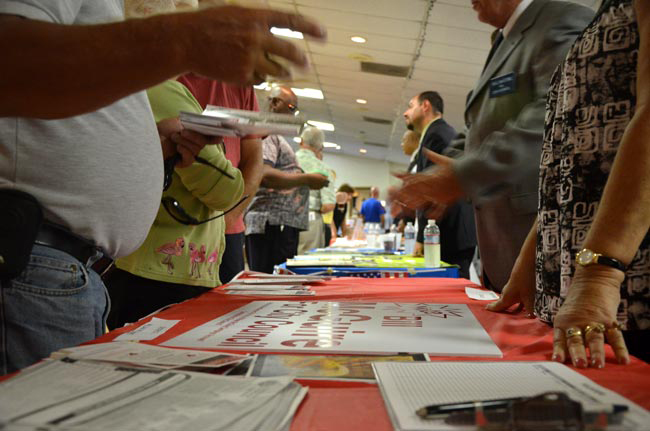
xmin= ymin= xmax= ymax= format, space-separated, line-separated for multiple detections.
xmin=298 ymin=212 xmax=324 ymax=254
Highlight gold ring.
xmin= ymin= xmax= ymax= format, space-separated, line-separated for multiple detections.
xmin=584 ymin=323 xmax=606 ymax=337
xmin=565 ymin=327 xmax=583 ymax=339
xmin=607 ymin=322 xmax=622 ymax=332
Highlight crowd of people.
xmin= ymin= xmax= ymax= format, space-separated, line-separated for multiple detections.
xmin=0 ymin=0 xmax=648 ymax=377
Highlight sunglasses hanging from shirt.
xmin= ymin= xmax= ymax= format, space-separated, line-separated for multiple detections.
xmin=162 ymin=153 xmax=248 ymax=226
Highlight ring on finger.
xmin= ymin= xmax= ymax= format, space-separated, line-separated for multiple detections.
xmin=584 ymin=323 xmax=606 ymax=338
xmin=606 ymin=321 xmax=622 ymax=335
xmin=565 ymin=327 xmax=583 ymax=339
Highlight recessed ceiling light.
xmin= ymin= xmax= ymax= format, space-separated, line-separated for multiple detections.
xmin=271 ymin=27 xmax=304 ymax=39
xmin=293 ymin=137 xmax=301 ymax=143
xmin=356 ymin=99 xmax=367 ymax=104
xmin=359 ymin=148 xmax=367 ymax=154
xmin=291 ymin=87 xmax=324 ymax=99
xmin=253 ymin=82 xmax=270 ymax=90
xmin=323 ymin=142 xmax=338 ymax=148
xmin=351 ymin=36 xmax=367 ymax=44
xmin=307 ymin=121 xmax=335 ymax=131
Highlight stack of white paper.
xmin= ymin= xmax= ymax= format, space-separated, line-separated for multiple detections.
xmin=54 ymin=342 xmax=248 ymax=370
xmin=225 ymin=271 xmax=331 ymax=296
xmin=0 ymin=359 xmax=307 ymax=431
xmin=180 ymin=105 xmax=305 ymax=137
xmin=372 ymin=361 xmax=650 ymax=431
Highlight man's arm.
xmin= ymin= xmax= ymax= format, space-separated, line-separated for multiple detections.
xmin=0 ymin=7 xmax=325 ymax=118
xmin=261 ymin=165 xmax=328 ymax=190
xmin=453 ymin=7 xmax=594 ymax=203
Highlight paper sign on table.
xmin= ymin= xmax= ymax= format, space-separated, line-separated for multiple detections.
xmin=163 ymin=301 xmax=502 ymax=357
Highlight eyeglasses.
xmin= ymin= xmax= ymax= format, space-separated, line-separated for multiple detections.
xmin=162 ymin=154 xmax=245 ymax=225
xmin=268 ymin=96 xmax=297 ymax=113
xmin=162 ymin=194 xmax=249 ymax=226
xmin=163 ymin=154 xmax=234 ymax=192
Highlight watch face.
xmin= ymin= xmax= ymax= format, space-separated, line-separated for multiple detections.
xmin=577 ymin=249 xmax=595 ymax=265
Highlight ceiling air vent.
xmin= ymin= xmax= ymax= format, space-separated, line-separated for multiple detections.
xmin=363 ymin=116 xmax=393 ymax=125
xmin=360 ymin=61 xmax=410 ymax=77
xmin=363 ymin=141 xmax=388 ymax=148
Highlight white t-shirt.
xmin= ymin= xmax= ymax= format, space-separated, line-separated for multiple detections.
xmin=0 ymin=0 xmax=163 ymax=258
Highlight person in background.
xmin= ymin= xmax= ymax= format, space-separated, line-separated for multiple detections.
xmin=402 ymin=130 xmax=421 ymax=173
xmin=321 ymin=164 xmax=338 ymax=246
xmin=0 ymin=0 xmax=324 ymax=375
xmin=244 ymin=87 xmax=329 ymax=273
xmin=489 ymin=0 xmax=649 ymax=366
xmin=296 ymin=127 xmax=336 ymax=254
xmin=392 ymin=0 xmax=593 ymax=291
xmin=360 ymin=187 xmax=385 ymax=226
xmin=176 ymin=75 xmax=261 ymax=284
xmin=333 ymin=184 xmax=355 ymax=239
xmin=105 ymin=78 xmax=244 ymax=330
xmin=401 ymin=91 xmax=476 ymax=279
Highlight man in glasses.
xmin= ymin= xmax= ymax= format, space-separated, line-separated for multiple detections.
xmin=0 ymin=0 xmax=325 ymax=375
xmin=245 ymin=86 xmax=330 ymax=274
xmin=295 ymin=127 xmax=336 ymax=254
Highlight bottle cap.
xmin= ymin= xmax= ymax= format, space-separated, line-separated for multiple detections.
xmin=427 ymin=219 xmax=436 ymax=225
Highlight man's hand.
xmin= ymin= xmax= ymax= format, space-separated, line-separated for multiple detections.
xmin=413 ymin=242 xmax=424 ymax=257
xmin=303 ymin=173 xmax=329 ymax=190
xmin=392 ymin=148 xmax=464 ymax=211
xmin=185 ymin=6 xmax=326 ymax=84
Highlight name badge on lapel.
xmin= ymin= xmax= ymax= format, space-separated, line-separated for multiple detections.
xmin=489 ymin=72 xmax=517 ymax=98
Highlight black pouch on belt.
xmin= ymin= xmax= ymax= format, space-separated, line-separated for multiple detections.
xmin=0 ymin=189 xmax=43 ymax=281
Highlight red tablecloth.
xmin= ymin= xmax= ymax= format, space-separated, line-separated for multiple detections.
xmin=98 ymin=277 xmax=650 ymax=431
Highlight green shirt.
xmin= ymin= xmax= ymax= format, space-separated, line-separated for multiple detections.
xmin=116 ymin=80 xmax=244 ymax=287
xmin=295 ymin=148 xmax=335 ymax=211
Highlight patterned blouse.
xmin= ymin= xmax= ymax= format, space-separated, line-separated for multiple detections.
xmin=244 ymin=135 xmax=309 ymax=235
xmin=536 ymin=0 xmax=649 ymax=330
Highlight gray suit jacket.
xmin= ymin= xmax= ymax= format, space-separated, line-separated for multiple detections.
xmin=454 ymin=0 xmax=594 ymax=290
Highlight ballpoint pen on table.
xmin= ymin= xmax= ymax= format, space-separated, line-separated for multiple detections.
xmin=416 ymin=392 xmax=628 ymax=428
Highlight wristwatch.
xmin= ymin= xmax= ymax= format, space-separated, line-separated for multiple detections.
xmin=575 ymin=248 xmax=627 ymax=272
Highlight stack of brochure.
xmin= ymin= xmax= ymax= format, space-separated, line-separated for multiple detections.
xmin=180 ymin=105 xmax=305 ymax=137
xmin=53 ymin=341 xmax=249 ymax=372
xmin=0 ymin=355 xmax=307 ymax=431
xmin=224 ymin=271 xmax=331 ymax=296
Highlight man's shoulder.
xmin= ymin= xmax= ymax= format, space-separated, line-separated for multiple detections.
xmin=537 ymin=0 xmax=594 ymax=24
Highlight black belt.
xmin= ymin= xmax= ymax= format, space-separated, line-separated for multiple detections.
xmin=34 ymin=223 xmax=114 ymax=276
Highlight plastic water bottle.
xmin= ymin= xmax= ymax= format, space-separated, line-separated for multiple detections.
xmin=424 ymin=219 xmax=441 ymax=267
xmin=404 ymin=222 xmax=416 ymax=255
xmin=365 ymin=223 xmax=377 ymax=248
xmin=389 ymin=224 xmax=401 ymax=251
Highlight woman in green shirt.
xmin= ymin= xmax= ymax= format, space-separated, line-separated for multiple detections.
xmin=105 ymin=80 xmax=244 ymax=329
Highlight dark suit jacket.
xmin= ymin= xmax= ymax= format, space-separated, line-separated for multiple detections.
xmin=416 ymin=119 xmax=477 ymax=260
xmin=455 ymin=0 xmax=594 ymax=290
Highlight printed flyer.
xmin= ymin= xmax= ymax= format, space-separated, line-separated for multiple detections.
xmin=163 ymin=301 xmax=502 ymax=357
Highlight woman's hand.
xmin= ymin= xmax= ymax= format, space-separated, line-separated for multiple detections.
xmin=552 ymin=265 xmax=629 ymax=368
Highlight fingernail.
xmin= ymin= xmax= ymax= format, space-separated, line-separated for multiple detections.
xmin=591 ymin=358 xmax=604 ymax=369
xmin=574 ymin=358 xmax=587 ymax=368
xmin=618 ymin=357 xmax=630 ymax=365
xmin=551 ymin=354 xmax=561 ymax=362
xmin=526 ymin=313 xmax=535 ymax=319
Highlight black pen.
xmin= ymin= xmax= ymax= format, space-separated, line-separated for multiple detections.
xmin=416 ymin=397 xmax=523 ymax=419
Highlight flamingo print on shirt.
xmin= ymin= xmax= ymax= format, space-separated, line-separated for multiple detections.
xmin=189 ymin=243 xmax=207 ymax=278
xmin=155 ymin=237 xmax=185 ymax=274
xmin=206 ymin=249 xmax=219 ymax=275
